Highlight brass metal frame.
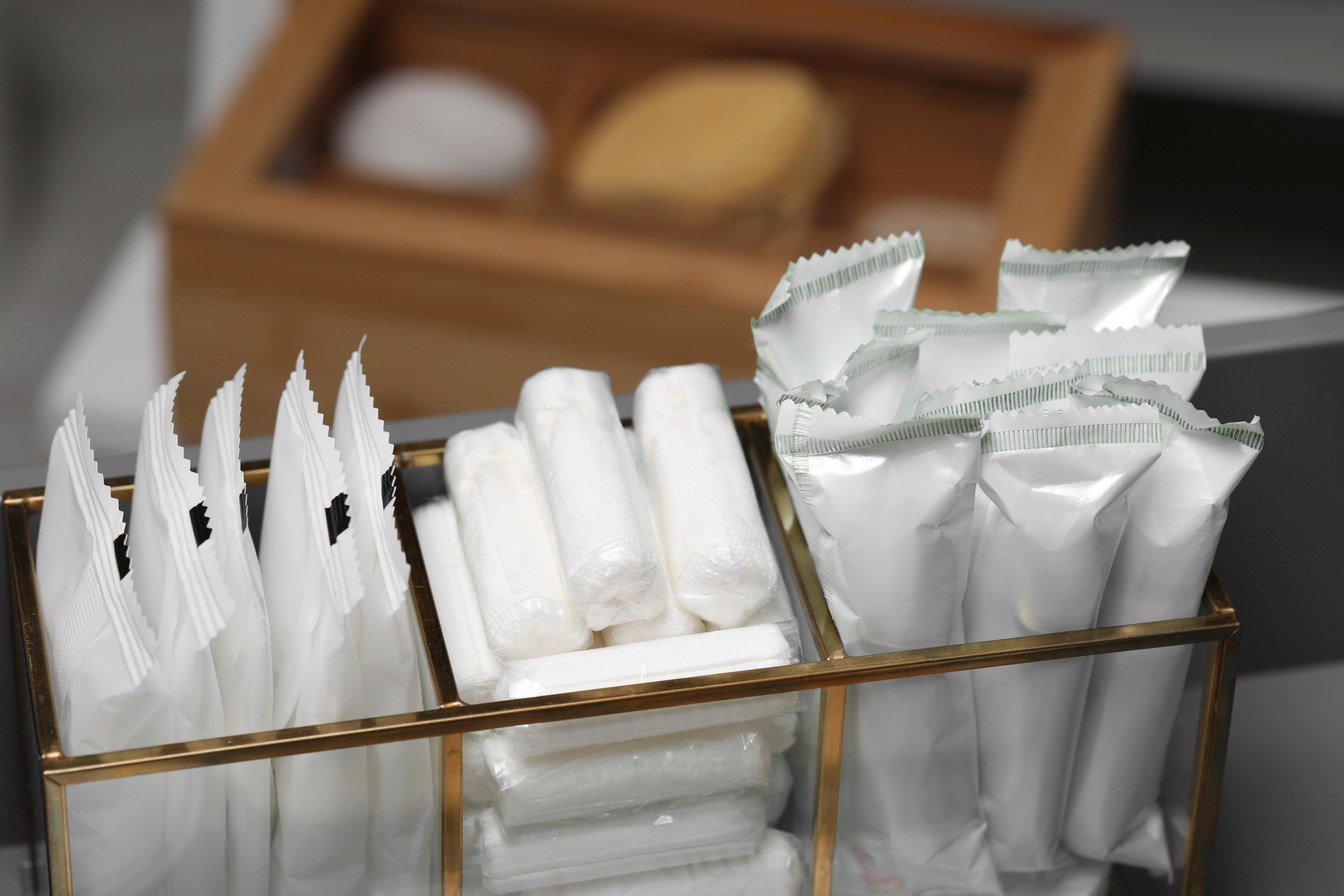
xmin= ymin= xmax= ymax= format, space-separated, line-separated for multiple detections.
xmin=5 ymin=407 xmax=1239 ymax=895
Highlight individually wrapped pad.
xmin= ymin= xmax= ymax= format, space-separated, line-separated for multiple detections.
xmin=412 ymin=497 xmax=504 ymax=703
xmin=484 ymin=722 xmax=773 ymax=826
xmin=780 ymin=331 xmax=929 ymax=426
xmin=964 ymin=404 xmax=1163 ymax=872
xmin=477 ymin=794 xmax=767 ymax=893
xmin=261 ymin=353 xmax=368 ymax=896
xmin=130 ymin=374 xmax=229 ymax=894
xmin=333 ymin=347 xmax=435 ymax=896
xmin=997 ymin=240 xmax=1189 ymax=330
xmin=914 ymin=363 xmax=1090 ymax=420
xmin=495 ymin=625 xmax=797 ymax=757
xmin=1009 ymin=324 xmax=1206 ymax=400
xmin=37 ymin=401 xmax=171 ymax=896
xmin=753 ymin=232 xmax=925 ymax=429
xmin=634 ymin=364 xmax=781 ymax=627
xmin=517 ymin=828 xmax=803 ymax=896
xmin=1063 ymin=377 xmax=1263 ymax=872
xmin=516 ymin=368 xmax=669 ymax=629
xmin=199 ymin=367 xmax=273 ymax=896
xmin=873 ymin=308 xmax=1068 ymax=399
xmin=445 ymin=421 xmax=591 ymax=659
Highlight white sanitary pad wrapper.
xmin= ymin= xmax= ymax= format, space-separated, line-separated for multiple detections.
xmin=477 ymin=794 xmax=768 ymax=893
xmin=997 ymin=240 xmax=1189 ymax=331
xmin=445 ymin=420 xmax=591 ymax=659
xmin=516 ymin=368 xmax=669 ymax=629
xmin=411 ymin=497 xmax=504 ymax=703
xmin=261 ymin=354 xmax=369 ymax=896
xmin=198 ymin=367 xmax=273 ymax=896
xmin=1063 ymin=377 xmax=1263 ymax=873
xmin=494 ymin=625 xmax=797 ymax=757
xmin=484 ymin=722 xmax=773 ymax=827
xmin=130 ymin=374 xmax=230 ymax=894
xmin=780 ymin=331 xmax=930 ymax=426
xmin=333 ymin=348 xmax=435 ymax=896
xmin=634 ymin=364 xmax=781 ymax=627
xmin=1009 ymin=324 xmax=1206 ymax=401
xmin=38 ymin=401 xmax=172 ymax=896
xmin=965 ymin=404 xmax=1163 ymax=872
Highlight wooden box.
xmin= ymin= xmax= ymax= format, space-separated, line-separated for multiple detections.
xmin=165 ymin=0 xmax=1125 ymax=438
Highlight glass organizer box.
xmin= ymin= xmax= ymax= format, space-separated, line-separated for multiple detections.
xmin=5 ymin=406 xmax=1239 ymax=895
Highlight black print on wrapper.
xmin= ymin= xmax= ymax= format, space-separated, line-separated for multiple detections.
xmin=326 ymin=493 xmax=352 ymax=545
xmin=113 ymin=533 xmax=131 ymax=579
xmin=239 ymin=489 xmax=249 ymax=532
xmin=189 ymin=501 xmax=212 ymax=547
xmin=381 ymin=465 xmax=396 ymax=509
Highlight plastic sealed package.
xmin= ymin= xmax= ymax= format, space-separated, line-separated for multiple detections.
xmin=913 ymin=362 xmax=1091 ymax=420
xmin=873 ymin=308 xmax=1068 ymax=399
xmin=129 ymin=374 xmax=230 ymax=894
xmin=516 ymin=368 xmax=669 ymax=629
xmin=1009 ymin=324 xmax=1206 ymax=400
xmin=753 ymin=232 xmax=925 ymax=429
xmin=261 ymin=353 xmax=369 ymax=896
xmin=198 ymin=367 xmax=273 ymax=896
xmin=332 ymin=347 xmax=436 ymax=895
xmin=780 ymin=331 xmax=930 ymax=426
xmin=445 ymin=420 xmax=592 ymax=659
xmin=633 ymin=364 xmax=781 ymax=627
xmin=411 ymin=497 xmax=504 ymax=703
xmin=964 ymin=403 xmax=1164 ymax=872
xmin=36 ymin=400 xmax=172 ymax=896
xmin=997 ymin=240 xmax=1189 ymax=331
xmin=1062 ymin=377 xmax=1263 ymax=872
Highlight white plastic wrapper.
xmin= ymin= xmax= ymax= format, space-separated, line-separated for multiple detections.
xmin=753 ymin=232 xmax=925 ymax=430
xmin=997 ymin=240 xmax=1189 ymax=331
xmin=494 ymin=625 xmax=798 ymax=757
xmin=516 ymin=368 xmax=669 ymax=629
xmin=602 ymin=430 xmax=706 ymax=645
xmin=767 ymin=753 xmax=794 ymax=825
xmin=445 ymin=421 xmax=592 ymax=659
xmin=772 ymin=399 xmax=997 ymax=892
xmin=37 ymin=401 xmax=172 ymax=896
xmin=130 ymin=374 xmax=230 ymax=894
xmin=476 ymin=794 xmax=768 ymax=893
xmin=1009 ymin=324 xmax=1206 ymax=401
xmin=332 ymin=348 xmax=435 ymax=896
xmin=411 ymin=497 xmax=504 ymax=703
xmin=463 ymin=732 xmax=493 ymax=807
xmin=913 ymin=362 xmax=1090 ymax=420
xmin=484 ymin=722 xmax=773 ymax=827
xmin=261 ymin=354 xmax=368 ymax=896
xmin=1063 ymin=377 xmax=1263 ymax=872
xmin=198 ymin=367 xmax=272 ymax=896
xmin=1001 ymin=857 xmax=1112 ymax=896
xmin=872 ymin=308 xmax=1068 ymax=398
xmin=965 ymin=404 xmax=1164 ymax=872
xmin=780 ymin=331 xmax=930 ymax=426
xmin=634 ymin=364 xmax=781 ymax=627
xmin=515 ymin=828 xmax=803 ymax=896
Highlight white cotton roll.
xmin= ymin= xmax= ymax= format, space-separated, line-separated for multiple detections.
xmin=635 ymin=364 xmax=780 ymax=627
xmin=484 ymin=723 xmax=772 ymax=827
xmin=516 ymin=368 xmax=669 ymax=629
xmin=766 ymin=754 xmax=794 ymax=825
xmin=445 ymin=422 xmax=591 ymax=660
xmin=477 ymin=794 xmax=767 ymax=893
xmin=412 ymin=498 xmax=504 ymax=703
xmin=517 ymin=828 xmax=803 ymax=896
xmin=463 ymin=732 xmax=492 ymax=807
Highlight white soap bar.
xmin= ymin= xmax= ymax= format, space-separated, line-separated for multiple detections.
xmin=477 ymin=794 xmax=767 ymax=893
xmin=334 ymin=68 xmax=545 ymax=194
xmin=634 ymin=364 xmax=780 ymax=627
xmin=412 ymin=497 xmax=505 ymax=703
xmin=484 ymin=723 xmax=772 ymax=827
xmin=516 ymin=368 xmax=669 ymax=629
xmin=445 ymin=422 xmax=591 ymax=660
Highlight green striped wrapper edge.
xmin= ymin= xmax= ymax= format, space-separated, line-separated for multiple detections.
xmin=981 ymin=421 xmax=1163 ymax=453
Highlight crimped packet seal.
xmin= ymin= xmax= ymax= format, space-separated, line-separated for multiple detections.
xmin=1009 ymin=323 xmax=1206 ymax=400
xmin=913 ymin=362 xmax=1091 ymax=420
xmin=997 ymin=239 xmax=1190 ymax=330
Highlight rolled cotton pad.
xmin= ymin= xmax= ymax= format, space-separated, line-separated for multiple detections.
xmin=445 ymin=422 xmax=591 ymax=660
xmin=516 ymin=368 xmax=669 ymax=629
xmin=335 ymin=68 xmax=545 ymax=193
xmin=635 ymin=365 xmax=780 ymax=627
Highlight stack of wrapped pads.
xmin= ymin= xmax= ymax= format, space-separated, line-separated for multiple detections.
xmin=412 ymin=365 xmax=806 ymax=895
xmin=754 ymin=233 xmax=1263 ymax=894
xmin=36 ymin=349 xmax=435 ymax=896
